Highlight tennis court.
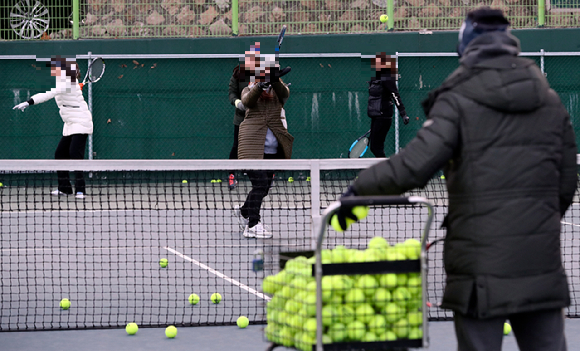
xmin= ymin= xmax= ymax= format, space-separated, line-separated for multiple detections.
xmin=1 ymin=159 xmax=579 ymax=350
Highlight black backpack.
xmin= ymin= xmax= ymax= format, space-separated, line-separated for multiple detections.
xmin=367 ymin=79 xmax=384 ymax=118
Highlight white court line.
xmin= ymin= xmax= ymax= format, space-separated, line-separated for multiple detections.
xmin=561 ymin=221 xmax=580 ymax=228
xmin=164 ymin=246 xmax=271 ymax=302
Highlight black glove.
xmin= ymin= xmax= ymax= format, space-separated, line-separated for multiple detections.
xmin=402 ymin=114 xmax=409 ymax=125
xmin=257 ymin=82 xmax=270 ymax=90
xmin=269 ymin=66 xmax=280 ymax=83
xmin=329 ymin=186 xmax=358 ymax=231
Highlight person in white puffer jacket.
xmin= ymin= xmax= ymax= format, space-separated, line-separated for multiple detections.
xmin=13 ymin=56 xmax=93 ymax=199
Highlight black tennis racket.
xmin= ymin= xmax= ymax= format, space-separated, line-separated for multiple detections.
xmin=348 ymin=130 xmax=371 ymax=158
xmin=276 ymin=25 xmax=287 ymax=53
xmin=82 ymin=57 xmax=105 ymax=84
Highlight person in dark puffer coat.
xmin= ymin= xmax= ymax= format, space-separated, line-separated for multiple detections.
xmin=336 ymin=8 xmax=576 ymax=351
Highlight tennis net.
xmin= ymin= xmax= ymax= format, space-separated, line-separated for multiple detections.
xmin=0 ymin=159 xmax=578 ymax=331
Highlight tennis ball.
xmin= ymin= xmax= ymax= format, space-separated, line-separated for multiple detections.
xmin=288 ymin=177 xmax=294 ymax=182
xmin=378 ymin=330 xmax=397 ymax=341
xmin=384 ymin=302 xmax=404 ymax=323
xmin=408 ymin=311 xmax=423 ymax=326
xmin=363 ymin=331 xmax=378 ymax=342
xmin=182 ymin=180 xmax=188 ymax=184
xmin=237 ymin=316 xmax=249 ymax=328
xmin=303 ymin=317 xmax=317 ymax=335
xmin=159 ymin=258 xmax=168 ymax=268
xmin=210 ymin=179 xmax=216 ymax=183
xmin=321 ymin=304 xmax=337 ymax=326
xmin=300 ymin=293 xmax=317 ymax=316
xmin=59 ymin=298 xmax=71 ymax=310
xmin=287 ymin=314 xmax=305 ymax=333
xmin=285 ymin=299 xmax=302 ymax=314
xmin=379 ymin=274 xmax=397 ymax=289
xmin=356 ymin=275 xmax=379 ymax=297
xmin=368 ymin=314 xmax=388 ymax=335
xmin=380 ymin=14 xmax=388 ymax=22
xmin=392 ymin=287 xmax=412 ymax=308
xmin=345 ymin=288 xmax=365 ymax=306
xmin=216 ymin=179 xmax=222 ymax=183
xmin=403 ymin=238 xmax=421 ymax=259
xmin=188 ymin=293 xmax=200 ymax=305
xmin=165 ymin=325 xmax=177 ymax=338
xmin=329 ymin=322 xmax=347 ymax=342
xmin=368 ymin=236 xmax=389 ymax=249
xmin=352 ymin=206 xmax=369 ymax=220
xmin=393 ymin=318 xmax=410 ymax=338
xmin=347 ymin=320 xmax=366 ymax=341
xmin=0 ymin=182 xmax=3 ymax=187
xmin=279 ymin=327 xmax=295 ymax=347
xmin=306 ymin=177 xmax=311 ymax=181
xmin=397 ymin=273 xmax=409 ymax=286
xmin=385 ymin=247 xmax=407 ymax=261
xmin=409 ymin=327 xmax=423 ymax=339
xmin=408 ymin=276 xmax=422 ymax=296
xmin=126 ymin=322 xmax=138 ymax=335
xmin=211 ymin=292 xmax=222 ymax=304
xmin=374 ymin=287 xmax=391 ymax=310
xmin=336 ymin=304 xmax=355 ymax=325
xmin=504 ymin=322 xmax=512 ymax=335
xmin=355 ymin=303 xmax=375 ymax=324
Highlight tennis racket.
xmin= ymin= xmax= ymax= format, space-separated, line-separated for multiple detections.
xmin=348 ymin=130 xmax=371 ymax=158
xmin=82 ymin=57 xmax=105 ymax=84
xmin=276 ymin=25 xmax=287 ymax=52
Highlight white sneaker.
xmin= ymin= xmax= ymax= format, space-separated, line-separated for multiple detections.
xmin=75 ymin=192 xmax=86 ymax=199
xmin=233 ymin=205 xmax=249 ymax=230
xmin=51 ymin=190 xmax=67 ymax=196
xmin=243 ymin=222 xmax=272 ymax=239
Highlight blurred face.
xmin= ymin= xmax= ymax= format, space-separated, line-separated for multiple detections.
xmin=50 ymin=66 xmax=61 ymax=76
xmin=373 ymin=57 xmax=389 ymax=71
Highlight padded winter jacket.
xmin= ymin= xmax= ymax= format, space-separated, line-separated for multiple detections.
xmin=352 ymin=31 xmax=577 ymax=318
xmin=30 ymin=75 xmax=93 ymax=136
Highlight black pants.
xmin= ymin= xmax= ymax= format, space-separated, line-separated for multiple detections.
xmin=369 ymin=117 xmax=392 ymax=158
xmin=229 ymin=125 xmax=240 ymax=160
xmin=240 ymin=153 xmax=280 ymax=228
xmin=454 ymin=309 xmax=567 ymax=351
xmin=54 ymin=134 xmax=88 ymax=194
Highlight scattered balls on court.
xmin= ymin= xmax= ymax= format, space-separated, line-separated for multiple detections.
xmin=237 ymin=316 xmax=249 ymax=328
xmin=165 ymin=325 xmax=177 ymax=338
xmin=126 ymin=322 xmax=138 ymax=335
xmin=288 ymin=177 xmax=294 ymax=182
xmin=211 ymin=293 xmax=222 ymax=304
xmin=59 ymin=298 xmax=71 ymax=310
xmin=503 ymin=323 xmax=512 ymax=335
xmin=182 ymin=180 xmax=188 ymax=184
xmin=188 ymin=293 xmax=200 ymax=305
xmin=159 ymin=258 xmax=168 ymax=268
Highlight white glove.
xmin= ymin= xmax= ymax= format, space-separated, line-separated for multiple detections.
xmin=13 ymin=101 xmax=29 ymax=112
xmin=234 ymin=99 xmax=246 ymax=111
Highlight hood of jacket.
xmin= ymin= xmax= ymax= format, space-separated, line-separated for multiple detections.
xmin=455 ymin=31 xmax=550 ymax=113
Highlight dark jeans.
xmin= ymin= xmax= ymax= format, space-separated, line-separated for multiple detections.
xmin=54 ymin=134 xmax=88 ymax=194
xmin=369 ymin=117 xmax=392 ymax=158
xmin=454 ymin=309 xmax=567 ymax=351
xmin=240 ymin=153 xmax=280 ymax=228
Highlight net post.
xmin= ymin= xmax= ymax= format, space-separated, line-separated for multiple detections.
xmin=394 ymin=52 xmax=400 ymax=154
xmin=310 ymin=160 xmax=321 ymax=250
xmin=87 ymin=52 xmax=93 ymax=162
xmin=73 ymin=0 xmax=80 ymax=39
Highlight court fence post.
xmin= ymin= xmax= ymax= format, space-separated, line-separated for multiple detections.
xmin=87 ymin=51 xmax=93 ymax=161
xmin=538 ymin=0 xmax=545 ymax=27
xmin=232 ymin=0 xmax=239 ymax=36
xmin=73 ymin=0 xmax=79 ymax=39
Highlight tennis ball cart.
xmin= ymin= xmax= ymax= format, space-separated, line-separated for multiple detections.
xmin=264 ymin=196 xmax=434 ymax=351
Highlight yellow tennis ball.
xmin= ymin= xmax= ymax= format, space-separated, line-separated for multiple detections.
xmin=182 ymin=180 xmax=188 ymax=184
xmin=352 ymin=206 xmax=369 ymax=220
xmin=216 ymin=179 xmax=222 ymax=183
xmin=330 ymin=215 xmax=356 ymax=232
xmin=211 ymin=293 xmax=222 ymax=304
xmin=159 ymin=258 xmax=168 ymax=268
xmin=237 ymin=316 xmax=249 ymax=328
xmin=165 ymin=325 xmax=177 ymax=338
xmin=503 ymin=323 xmax=512 ymax=335
xmin=59 ymin=298 xmax=71 ymax=310
xmin=0 ymin=182 xmax=3 ymax=187
xmin=288 ymin=177 xmax=294 ymax=183
xmin=380 ymin=14 xmax=388 ymax=23
xmin=126 ymin=323 xmax=138 ymax=335
xmin=188 ymin=293 xmax=200 ymax=305
xmin=210 ymin=179 xmax=217 ymax=183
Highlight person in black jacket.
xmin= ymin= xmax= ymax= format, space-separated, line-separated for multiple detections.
xmin=367 ymin=53 xmax=409 ymax=158
xmin=227 ymin=63 xmax=249 ymax=190
xmin=335 ymin=8 xmax=576 ymax=351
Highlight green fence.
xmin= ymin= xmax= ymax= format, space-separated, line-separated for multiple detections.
xmin=1 ymin=52 xmax=579 ymax=159
xmin=1 ymin=0 xmax=580 ymax=40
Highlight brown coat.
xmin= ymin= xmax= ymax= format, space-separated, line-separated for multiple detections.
xmin=238 ymin=82 xmax=294 ymax=159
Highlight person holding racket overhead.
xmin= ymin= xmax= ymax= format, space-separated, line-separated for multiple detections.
xmin=13 ymin=56 xmax=93 ymax=199
xmin=367 ymin=52 xmax=408 ymax=158
xmin=334 ymin=8 xmax=575 ymax=350
xmin=233 ymin=42 xmax=294 ymax=239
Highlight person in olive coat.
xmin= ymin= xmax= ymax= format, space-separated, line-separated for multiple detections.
xmin=227 ymin=63 xmax=249 ymax=190
xmin=335 ymin=8 xmax=576 ymax=351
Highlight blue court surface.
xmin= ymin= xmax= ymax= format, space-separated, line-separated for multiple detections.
xmin=1 ymin=319 xmax=580 ymax=351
